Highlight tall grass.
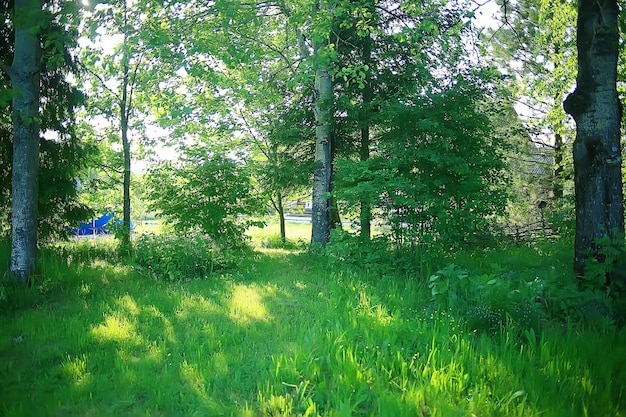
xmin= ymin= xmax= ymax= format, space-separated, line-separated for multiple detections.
xmin=0 ymin=236 xmax=625 ymax=416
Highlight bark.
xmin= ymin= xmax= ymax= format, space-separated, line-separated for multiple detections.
xmin=277 ymin=193 xmax=286 ymax=243
xmin=120 ymin=0 xmax=132 ymax=250
xmin=8 ymin=0 xmax=41 ymax=283
xmin=553 ymin=133 xmax=564 ymax=200
xmin=121 ymin=96 xmax=131 ymax=248
xmin=311 ymin=59 xmax=333 ymax=246
xmin=359 ymin=32 xmax=373 ymax=242
xmin=563 ymin=0 xmax=624 ymax=276
xmin=310 ymin=3 xmax=333 ymax=247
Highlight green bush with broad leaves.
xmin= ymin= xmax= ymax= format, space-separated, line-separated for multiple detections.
xmin=146 ymin=144 xmax=264 ymax=247
xmin=325 ymin=230 xmax=398 ymax=276
xmin=134 ymin=233 xmax=237 ymax=282
xmin=334 ymin=72 xmax=509 ymax=251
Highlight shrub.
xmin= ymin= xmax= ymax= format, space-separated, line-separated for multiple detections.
xmin=258 ymin=235 xmax=307 ymax=250
xmin=146 ymin=145 xmax=263 ymax=247
xmin=428 ymin=264 xmax=543 ymax=334
xmin=134 ymin=233 xmax=237 ymax=282
xmin=53 ymin=238 xmax=121 ymax=265
xmin=325 ymin=230 xmax=397 ymax=276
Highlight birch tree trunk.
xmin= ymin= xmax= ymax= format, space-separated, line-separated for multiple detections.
xmin=311 ymin=57 xmax=333 ymax=246
xmin=563 ymin=0 xmax=624 ymax=277
xmin=8 ymin=0 xmax=41 ymax=283
xmin=310 ymin=1 xmax=333 ymax=246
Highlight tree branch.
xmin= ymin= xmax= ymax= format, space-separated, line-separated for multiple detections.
xmin=125 ymin=52 xmax=144 ymax=120
xmin=238 ymin=108 xmax=272 ymax=161
xmin=78 ymin=61 xmax=120 ymax=99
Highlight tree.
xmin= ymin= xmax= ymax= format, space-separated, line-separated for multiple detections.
xmin=79 ymin=0 xmax=178 ymax=249
xmin=487 ymin=0 xmax=577 ymax=207
xmin=143 ymin=0 xmax=336 ymax=246
xmin=242 ymin=107 xmax=314 ymax=244
xmin=1 ymin=0 xmax=42 ymax=282
xmin=336 ymin=73 xmax=509 ymax=249
xmin=563 ymin=0 xmax=624 ymax=277
xmin=310 ymin=1 xmax=334 ymax=246
xmin=1 ymin=0 xmax=91 ymax=246
xmin=331 ymin=0 xmax=477 ymax=241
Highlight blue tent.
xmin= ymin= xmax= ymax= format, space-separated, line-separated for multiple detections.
xmin=69 ymin=213 xmax=115 ymax=235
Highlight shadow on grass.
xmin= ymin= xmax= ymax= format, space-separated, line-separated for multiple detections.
xmin=0 ymin=246 xmax=330 ymax=416
xmin=1 ymin=241 xmax=626 ymax=416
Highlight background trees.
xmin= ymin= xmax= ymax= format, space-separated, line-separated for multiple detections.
xmin=0 ymin=0 xmax=623 ymax=284
xmin=78 ymin=0 xmax=182 ymax=248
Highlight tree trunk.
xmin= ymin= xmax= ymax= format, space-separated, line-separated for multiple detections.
xmin=552 ymin=133 xmax=564 ymax=200
xmin=277 ymin=192 xmax=286 ymax=244
xmin=359 ymin=31 xmax=373 ymax=242
xmin=120 ymin=0 xmax=132 ymax=250
xmin=121 ymin=100 xmax=131 ymax=249
xmin=330 ymin=195 xmax=342 ymax=230
xmin=8 ymin=0 xmax=41 ymax=283
xmin=310 ymin=19 xmax=333 ymax=247
xmin=563 ymin=0 xmax=624 ymax=276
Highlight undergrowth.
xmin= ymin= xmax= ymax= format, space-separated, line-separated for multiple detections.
xmin=0 ymin=235 xmax=625 ymax=416
xmin=133 ymin=232 xmax=239 ymax=282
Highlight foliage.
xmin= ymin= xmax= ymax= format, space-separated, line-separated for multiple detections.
xmin=0 ymin=0 xmax=93 ymax=240
xmin=257 ymin=234 xmax=308 ymax=250
xmin=336 ymin=72 xmax=509 ymax=249
xmin=247 ymin=107 xmax=315 ymax=215
xmin=146 ymin=144 xmax=263 ymax=246
xmin=486 ymin=0 xmax=577 ymax=201
xmin=134 ymin=233 xmax=237 ymax=282
xmin=325 ymin=229 xmax=396 ymax=275
xmin=428 ymin=264 xmax=543 ymax=335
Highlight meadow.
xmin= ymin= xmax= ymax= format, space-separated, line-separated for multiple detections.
xmin=1 ymin=223 xmax=625 ymax=416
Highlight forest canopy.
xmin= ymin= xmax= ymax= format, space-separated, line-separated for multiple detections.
xmin=0 ymin=0 xmax=624 ymax=281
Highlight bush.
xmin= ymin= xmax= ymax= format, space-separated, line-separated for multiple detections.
xmin=258 ymin=235 xmax=307 ymax=250
xmin=53 ymin=238 xmax=121 ymax=265
xmin=428 ymin=264 xmax=543 ymax=335
xmin=146 ymin=146 xmax=263 ymax=247
xmin=134 ymin=233 xmax=237 ymax=282
xmin=325 ymin=230 xmax=397 ymax=276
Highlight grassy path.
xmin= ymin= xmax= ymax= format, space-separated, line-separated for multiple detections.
xmin=1 ymin=247 xmax=626 ymax=416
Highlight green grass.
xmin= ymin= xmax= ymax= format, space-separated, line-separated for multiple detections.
xmin=1 ymin=236 xmax=625 ymax=416
xmin=247 ymin=221 xmax=312 ymax=242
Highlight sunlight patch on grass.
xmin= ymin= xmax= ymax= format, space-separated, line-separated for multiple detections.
xmin=247 ymin=221 xmax=312 ymax=242
xmin=116 ymin=294 xmax=140 ymax=316
xmin=356 ymin=290 xmax=395 ymax=327
xmin=180 ymin=360 xmax=208 ymax=396
xmin=229 ymin=285 xmax=271 ymax=325
xmin=91 ymin=314 xmax=138 ymax=343
xmin=175 ymin=293 xmax=221 ymax=319
xmin=62 ymin=354 xmax=91 ymax=387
